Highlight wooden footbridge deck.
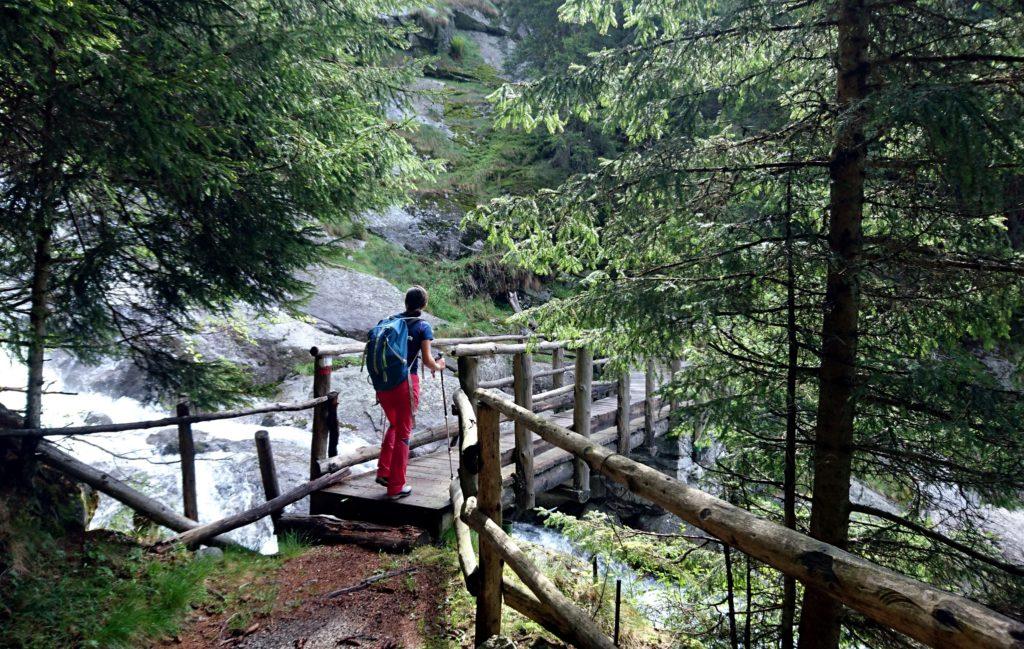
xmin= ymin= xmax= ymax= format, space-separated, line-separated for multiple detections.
xmin=310 ymin=372 xmax=666 ymax=536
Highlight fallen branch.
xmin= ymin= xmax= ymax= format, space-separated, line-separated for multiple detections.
xmin=277 ymin=514 xmax=428 ymax=553
xmin=156 ymin=466 xmax=351 ymax=550
xmin=324 ymin=567 xmax=417 ymax=598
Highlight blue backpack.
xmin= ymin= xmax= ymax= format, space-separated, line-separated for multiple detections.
xmin=364 ymin=315 xmax=420 ymax=392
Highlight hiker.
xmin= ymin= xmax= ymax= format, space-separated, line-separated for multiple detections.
xmin=365 ymin=286 xmax=445 ymax=500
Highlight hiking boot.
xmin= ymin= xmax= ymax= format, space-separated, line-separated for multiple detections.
xmin=388 ymin=485 xmax=412 ymax=500
xmin=375 ymin=476 xmax=389 ymax=487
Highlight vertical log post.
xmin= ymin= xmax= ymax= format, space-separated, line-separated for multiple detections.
xmin=475 ymin=402 xmax=503 ymax=645
xmin=669 ymin=358 xmax=683 ymax=429
xmin=512 ymin=352 xmax=535 ymax=513
xmin=254 ymin=430 xmax=282 ymax=532
xmin=616 ymin=370 xmax=631 ymax=456
xmin=326 ymin=391 xmax=340 ymax=458
xmin=644 ymin=359 xmax=658 ymax=455
xmin=310 ymin=351 xmax=333 ymax=480
xmin=572 ymin=348 xmax=593 ymax=497
xmin=551 ymin=347 xmax=565 ymax=389
xmin=176 ymin=395 xmax=198 ymax=521
xmin=458 ymin=355 xmax=480 ymax=498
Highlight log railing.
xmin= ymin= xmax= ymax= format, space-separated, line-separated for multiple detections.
xmin=448 ymin=360 xmax=1024 ymax=648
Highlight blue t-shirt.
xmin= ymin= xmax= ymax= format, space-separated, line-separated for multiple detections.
xmin=396 ymin=312 xmax=433 ymax=374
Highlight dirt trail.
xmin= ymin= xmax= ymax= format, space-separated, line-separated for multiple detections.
xmin=169 ymin=545 xmax=455 ymax=649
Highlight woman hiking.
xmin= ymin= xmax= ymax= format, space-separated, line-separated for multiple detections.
xmin=370 ymin=286 xmax=445 ymax=500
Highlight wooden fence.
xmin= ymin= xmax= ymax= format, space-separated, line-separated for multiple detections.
xmin=445 ymin=343 xmax=1024 ymax=649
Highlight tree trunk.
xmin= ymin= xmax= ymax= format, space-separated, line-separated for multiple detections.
xmin=20 ymin=219 xmax=53 ymax=468
xmin=781 ymin=168 xmax=799 ymax=649
xmin=799 ymin=0 xmax=870 ymax=645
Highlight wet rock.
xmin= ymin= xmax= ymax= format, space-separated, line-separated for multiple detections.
xmin=196 ymin=546 xmax=224 ymax=562
xmin=385 ymin=77 xmax=451 ymax=136
xmin=145 ymin=428 xmax=223 ymax=455
xmin=404 ymin=8 xmax=455 ymax=53
xmin=83 ymin=411 xmax=114 ymax=426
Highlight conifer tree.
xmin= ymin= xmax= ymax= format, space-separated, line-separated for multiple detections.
xmin=0 ymin=0 xmax=427 ymax=446
xmin=474 ymin=0 xmax=1024 ymax=645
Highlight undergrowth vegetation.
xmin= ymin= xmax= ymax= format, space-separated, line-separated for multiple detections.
xmin=0 ymin=529 xmax=307 ymax=649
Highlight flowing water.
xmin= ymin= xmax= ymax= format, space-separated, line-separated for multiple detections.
xmin=1 ymin=352 xmax=371 ymax=554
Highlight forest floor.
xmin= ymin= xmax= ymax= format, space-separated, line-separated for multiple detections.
xmin=165 ymin=544 xmax=468 ymax=649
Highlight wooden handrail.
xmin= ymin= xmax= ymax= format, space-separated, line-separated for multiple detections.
xmin=463 ymin=495 xmax=617 ymax=649
xmin=312 ymin=334 xmax=530 ymax=358
xmin=451 ymin=341 xmax=568 ymax=357
xmin=474 ymin=387 xmax=1024 ymax=649
xmin=1 ymin=396 xmax=330 ymax=438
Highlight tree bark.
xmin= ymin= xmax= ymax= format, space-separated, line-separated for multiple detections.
xmin=781 ymin=167 xmax=799 ymax=649
xmin=277 ymin=514 xmax=427 ymax=552
xmin=799 ymin=0 xmax=870 ymax=642
xmin=20 ymin=220 xmax=53 ymax=467
xmin=474 ymin=403 xmax=503 ymax=645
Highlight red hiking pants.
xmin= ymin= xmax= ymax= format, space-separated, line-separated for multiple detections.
xmin=376 ymin=374 xmax=420 ymax=496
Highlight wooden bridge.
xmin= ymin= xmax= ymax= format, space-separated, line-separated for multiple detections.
xmin=303 ymin=338 xmax=670 ymax=537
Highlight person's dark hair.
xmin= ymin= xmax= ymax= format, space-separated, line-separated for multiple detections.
xmin=404 ymin=286 xmax=428 ymax=315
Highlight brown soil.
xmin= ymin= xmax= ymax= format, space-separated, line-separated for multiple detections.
xmin=168 ymin=546 xmax=454 ymax=649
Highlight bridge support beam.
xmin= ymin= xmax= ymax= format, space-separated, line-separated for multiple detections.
xmin=616 ymin=371 xmax=631 ymax=456
xmin=513 ymin=351 xmax=535 ymax=513
xmin=644 ymin=360 xmax=658 ymax=454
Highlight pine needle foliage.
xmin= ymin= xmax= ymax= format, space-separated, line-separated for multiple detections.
xmin=0 ymin=0 xmax=431 ymax=411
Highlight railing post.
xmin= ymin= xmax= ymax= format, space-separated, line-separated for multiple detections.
xmin=669 ymin=357 xmax=682 ymax=428
xmin=176 ymin=394 xmax=198 ymax=521
xmin=616 ymin=370 xmax=631 ymax=456
xmin=458 ymin=356 xmax=480 ymax=498
xmin=572 ymin=348 xmax=593 ymax=497
xmin=254 ymin=430 xmax=281 ymax=532
xmin=476 ymin=401 xmax=503 ymax=645
xmin=326 ymin=391 xmax=340 ymax=458
xmin=644 ymin=359 xmax=657 ymax=454
xmin=550 ymin=347 xmax=565 ymax=389
xmin=310 ymin=351 xmax=333 ymax=479
xmin=512 ymin=351 xmax=535 ymax=513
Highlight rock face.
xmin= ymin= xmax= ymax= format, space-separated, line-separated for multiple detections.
xmin=52 ymin=307 xmax=358 ymax=403
xmin=297 ymin=267 xmax=444 ymax=340
xmin=362 ymin=201 xmax=474 ymax=258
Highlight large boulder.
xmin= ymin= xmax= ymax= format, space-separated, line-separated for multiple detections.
xmin=297 ymin=266 xmax=444 ymax=340
xmin=450 ymin=2 xmax=507 ymax=36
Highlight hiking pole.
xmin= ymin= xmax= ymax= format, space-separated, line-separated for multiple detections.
xmin=438 ymin=352 xmax=454 ymax=479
